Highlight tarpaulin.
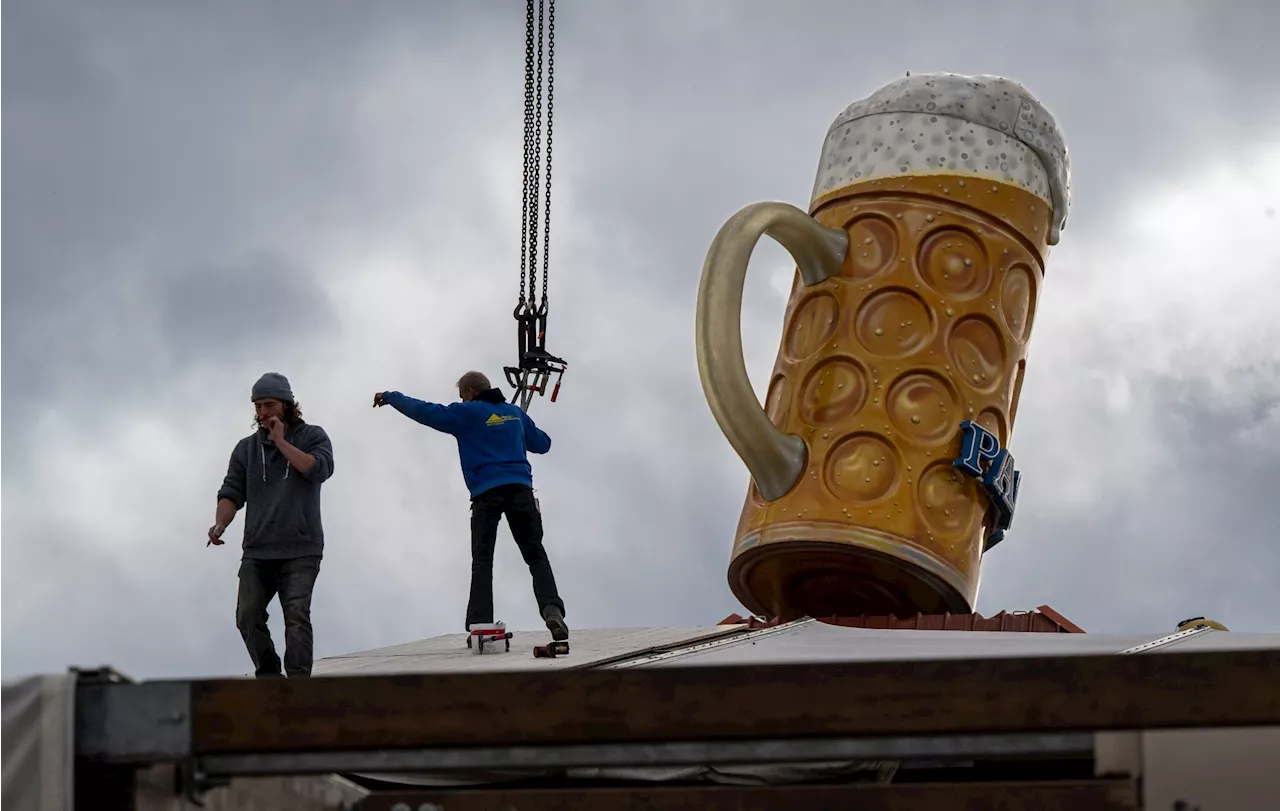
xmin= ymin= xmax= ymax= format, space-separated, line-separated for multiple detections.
xmin=2 ymin=672 xmax=75 ymax=811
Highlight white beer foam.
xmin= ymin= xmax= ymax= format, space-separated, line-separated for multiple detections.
xmin=810 ymin=72 xmax=1071 ymax=244
xmin=812 ymin=113 xmax=1051 ymax=212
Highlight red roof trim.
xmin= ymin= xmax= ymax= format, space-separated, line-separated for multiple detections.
xmin=717 ymin=606 xmax=1085 ymax=633
xmin=1035 ymin=604 xmax=1087 ymax=633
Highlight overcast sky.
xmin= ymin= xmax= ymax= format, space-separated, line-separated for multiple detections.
xmin=4 ymin=0 xmax=1279 ymax=681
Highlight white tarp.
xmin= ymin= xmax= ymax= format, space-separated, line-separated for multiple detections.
xmin=2 ymin=672 xmax=76 ymax=811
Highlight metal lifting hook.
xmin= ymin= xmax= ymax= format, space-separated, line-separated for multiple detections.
xmin=504 ymin=295 xmax=566 ymax=412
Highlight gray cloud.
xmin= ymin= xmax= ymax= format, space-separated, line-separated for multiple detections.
xmin=158 ymin=253 xmax=339 ymax=367
xmin=2 ymin=0 xmax=496 ymax=437
xmin=4 ymin=0 xmax=1279 ymax=681
xmin=979 ymin=362 xmax=1280 ymax=634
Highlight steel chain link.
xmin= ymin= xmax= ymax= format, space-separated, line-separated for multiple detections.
xmin=520 ymin=0 xmax=553 ymax=314
xmin=541 ymin=0 xmax=554 ymax=310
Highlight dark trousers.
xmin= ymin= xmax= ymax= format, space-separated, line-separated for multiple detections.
xmin=466 ymin=483 xmax=564 ymax=629
xmin=236 ymin=556 xmax=322 ymax=678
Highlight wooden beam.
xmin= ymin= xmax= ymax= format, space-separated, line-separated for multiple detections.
xmin=191 ymin=648 xmax=1280 ymax=754
xmin=355 ymin=780 xmax=1138 ymax=811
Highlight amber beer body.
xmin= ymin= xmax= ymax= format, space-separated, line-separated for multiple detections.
xmin=696 ymin=73 xmax=1070 ymax=620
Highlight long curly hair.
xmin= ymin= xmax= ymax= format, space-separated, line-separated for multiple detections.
xmin=252 ymin=400 xmax=304 ymax=429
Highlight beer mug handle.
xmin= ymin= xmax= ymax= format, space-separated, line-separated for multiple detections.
xmin=696 ymin=201 xmax=849 ymax=501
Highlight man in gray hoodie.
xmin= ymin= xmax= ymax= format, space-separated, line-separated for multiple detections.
xmin=208 ymin=373 xmax=335 ymax=678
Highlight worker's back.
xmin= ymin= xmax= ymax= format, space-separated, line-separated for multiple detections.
xmin=451 ymin=390 xmax=551 ymax=497
xmin=378 ymin=387 xmax=551 ymax=498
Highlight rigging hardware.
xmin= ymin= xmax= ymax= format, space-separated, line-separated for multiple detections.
xmin=504 ymin=0 xmax=566 ymax=412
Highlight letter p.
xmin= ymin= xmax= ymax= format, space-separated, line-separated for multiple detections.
xmin=953 ymin=420 xmax=1000 ymax=478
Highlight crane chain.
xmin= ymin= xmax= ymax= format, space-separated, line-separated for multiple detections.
xmin=529 ymin=0 xmax=544 ymax=314
xmin=508 ymin=0 xmax=563 ymax=411
xmin=540 ymin=0 xmax=554 ymax=314
xmin=519 ymin=0 xmax=536 ymax=309
xmin=521 ymin=0 xmax=554 ymax=316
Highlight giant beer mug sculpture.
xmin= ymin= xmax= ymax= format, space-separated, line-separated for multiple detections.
xmin=697 ymin=73 xmax=1070 ymax=620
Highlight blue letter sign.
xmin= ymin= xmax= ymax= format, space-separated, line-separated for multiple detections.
xmin=953 ymin=421 xmax=1021 ymax=549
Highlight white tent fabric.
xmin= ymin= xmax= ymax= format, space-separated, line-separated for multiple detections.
xmin=2 ymin=672 xmax=76 ymax=811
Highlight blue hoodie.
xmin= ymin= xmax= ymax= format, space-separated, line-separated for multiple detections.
xmin=381 ymin=387 xmax=551 ymax=498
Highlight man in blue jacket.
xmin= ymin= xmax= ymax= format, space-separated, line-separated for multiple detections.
xmin=374 ymin=371 xmax=568 ymax=641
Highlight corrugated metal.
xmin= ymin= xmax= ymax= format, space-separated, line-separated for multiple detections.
xmin=611 ymin=620 xmax=1202 ymax=668
xmin=718 ymin=605 xmax=1086 ymax=633
xmin=1 ymin=673 xmax=74 ymax=811
xmin=1036 ymin=604 xmax=1088 ymax=633
xmin=312 ymin=625 xmax=746 ymax=676
xmin=819 ymin=609 xmax=1071 ymax=633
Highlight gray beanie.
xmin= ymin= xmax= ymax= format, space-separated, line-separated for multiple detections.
xmin=251 ymin=372 xmax=294 ymax=403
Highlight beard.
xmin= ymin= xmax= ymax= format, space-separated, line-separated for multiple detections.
xmin=252 ymin=401 xmax=298 ymax=433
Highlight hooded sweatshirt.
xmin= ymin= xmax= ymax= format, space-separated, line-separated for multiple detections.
xmin=217 ymin=420 xmax=335 ymax=560
xmin=380 ymin=387 xmax=550 ymax=498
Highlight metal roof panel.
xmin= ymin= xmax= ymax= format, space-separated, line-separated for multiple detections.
xmin=611 ymin=619 xmax=1180 ymax=668
xmin=312 ymin=625 xmax=744 ymax=676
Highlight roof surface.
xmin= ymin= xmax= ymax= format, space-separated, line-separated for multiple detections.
xmin=606 ymin=620 xmax=1153 ymax=668
xmin=311 ymin=625 xmax=741 ymax=676
xmin=311 ymin=614 xmax=1280 ymax=676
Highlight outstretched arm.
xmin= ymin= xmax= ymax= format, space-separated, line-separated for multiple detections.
xmin=521 ymin=410 xmax=552 ymax=454
xmin=375 ymin=391 xmax=464 ymax=435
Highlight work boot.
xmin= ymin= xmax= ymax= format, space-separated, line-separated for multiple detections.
xmin=542 ymin=605 xmax=569 ymax=641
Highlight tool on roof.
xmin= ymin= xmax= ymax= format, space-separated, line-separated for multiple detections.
xmin=504 ymin=0 xmax=567 ymax=412
xmin=1177 ymin=616 xmax=1230 ymax=632
xmin=466 ymin=622 xmax=512 ymax=654
xmin=533 ymin=640 xmax=570 ymax=658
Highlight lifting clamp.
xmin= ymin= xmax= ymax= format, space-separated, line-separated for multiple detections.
xmin=504 ymin=297 xmax=567 ymax=411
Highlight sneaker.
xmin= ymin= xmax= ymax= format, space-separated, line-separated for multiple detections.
xmin=542 ymin=605 xmax=569 ymax=641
